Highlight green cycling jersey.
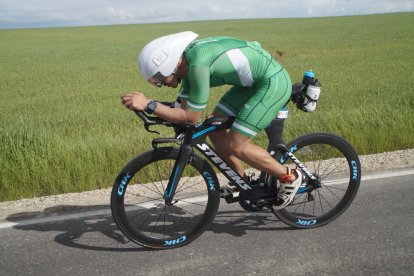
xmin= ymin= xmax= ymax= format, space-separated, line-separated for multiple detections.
xmin=179 ymin=36 xmax=291 ymax=137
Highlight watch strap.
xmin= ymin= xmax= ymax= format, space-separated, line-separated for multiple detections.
xmin=145 ymin=100 xmax=157 ymax=114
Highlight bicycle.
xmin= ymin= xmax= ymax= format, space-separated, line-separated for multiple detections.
xmin=111 ymin=84 xmax=361 ymax=250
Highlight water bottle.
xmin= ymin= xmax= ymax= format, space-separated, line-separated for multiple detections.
xmin=302 ymin=79 xmax=321 ymax=112
xmin=302 ymin=70 xmax=315 ymax=86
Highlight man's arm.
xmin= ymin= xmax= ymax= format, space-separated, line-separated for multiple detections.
xmin=121 ymin=92 xmax=201 ymax=125
xmin=152 ymin=99 xmax=201 ymax=125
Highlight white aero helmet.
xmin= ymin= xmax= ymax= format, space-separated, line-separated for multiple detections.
xmin=138 ymin=31 xmax=199 ymax=85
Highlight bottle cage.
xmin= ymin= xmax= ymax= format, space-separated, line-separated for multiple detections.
xmin=291 ymin=82 xmax=319 ymax=113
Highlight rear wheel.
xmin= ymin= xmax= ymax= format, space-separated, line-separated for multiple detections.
xmin=271 ymin=132 xmax=361 ymax=228
xmin=111 ymin=147 xmax=220 ymax=249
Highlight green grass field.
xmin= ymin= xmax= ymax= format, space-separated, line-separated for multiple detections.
xmin=1 ymin=13 xmax=413 ymax=201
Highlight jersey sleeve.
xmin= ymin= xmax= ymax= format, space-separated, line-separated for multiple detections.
xmin=178 ymin=79 xmax=190 ymax=100
xmin=186 ymin=65 xmax=210 ymax=111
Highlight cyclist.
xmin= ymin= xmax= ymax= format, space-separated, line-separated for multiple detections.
xmin=121 ymin=31 xmax=302 ymax=209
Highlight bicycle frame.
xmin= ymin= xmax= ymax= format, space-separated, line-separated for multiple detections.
xmin=158 ymin=116 xmax=319 ymax=204
xmin=159 ymin=119 xmax=255 ymax=203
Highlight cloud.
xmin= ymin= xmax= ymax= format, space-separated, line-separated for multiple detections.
xmin=106 ymin=7 xmax=134 ymax=20
xmin=0 ymin=0 xmax=413 ymax=28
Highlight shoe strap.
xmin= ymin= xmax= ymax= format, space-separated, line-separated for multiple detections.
xmin=278 ymin=168 xmax=295 ymax=183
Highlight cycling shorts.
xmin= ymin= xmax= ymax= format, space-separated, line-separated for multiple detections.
xmin=216 ymin=68 xmax=291 ymax=138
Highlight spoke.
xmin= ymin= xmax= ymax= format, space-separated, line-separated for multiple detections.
xmin=320 ymin=159 xmax=348 ymax=181
xmin=171 ymin=204 xmax=199 ymax=219
xmin=322 ymin=185 xmax=348 ymax=192
xmin=275 ymin=137 xmax=359 ymax=227
xmin=150 ymin=182 xmax=165 ymax=197
xmin=311 ymin=144 xmax=321 ymax=176
xmin=131 ymin=201 xmax=164 ymax=222
xmin=321 ymin=185 xmax=344 ymax=200
xmin=290 ymin=193 xmax=307 ymax=211
xmin=126 ymin=193 xmax=161 ymax=202
xmin=312 ymin=193 xmax=316 ymax=214
xmin=167 ymin=205 xmax=181 ymax=235
xmin=134 ymin=183 xmax=164 ymax=197
xmin=129 ymin=200 xmax=165 ymax=230
xmin=163 ymin=206 xmax=166 ymax=239
xmin=318 ymin=189 xmax=335 ymax=209
xmin=317 ymin=144 xmax=335 ymax=176
xmin=317 ymin=189 xmax=324 ymax=214
xmin=302 ymin=197 xmax=306 ymax=214
xmin=141 ymin=166 xmax=165 ymax=196
xmin=176 ymin=174 xmax=194 ymax=193
xmin=172 ymin=205 xmax=196 ymax=230
xmin=175 ymin=192 xmax=206 ymax=201
xmin=119 ymin=157 xmax=213 ymax=241
xmin=150 ymin=205 xmax=167 ymax=237
xmin=298 ymin=144 xmax=318 ymax=176
xmin=178 ymin=199 xmax=207 ymax=208
xmin=316 ymin=145 xmax=327 ymax=176
xmin=176 ymin=179 xmax=205 ymax=194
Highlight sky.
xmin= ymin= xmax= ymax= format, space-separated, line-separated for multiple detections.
xmin=0 ymin=0 xmax=413 ymax=29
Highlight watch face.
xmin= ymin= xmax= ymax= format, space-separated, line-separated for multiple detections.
xmin=147 ymin=101 xmax=157 ymax=114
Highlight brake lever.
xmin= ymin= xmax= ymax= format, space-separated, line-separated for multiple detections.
xmin=144 ymin=124 xmax=160 ymax=135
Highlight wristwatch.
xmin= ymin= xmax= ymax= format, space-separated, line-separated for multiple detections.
xmin=145 ymin=100 xmax=158 ymax=114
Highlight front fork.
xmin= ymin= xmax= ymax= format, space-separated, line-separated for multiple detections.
xmin=163 ymin=144 xmax=193 ymax=204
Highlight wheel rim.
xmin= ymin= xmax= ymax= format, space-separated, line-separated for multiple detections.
xmin=119 ymin=157 xmax=212 ymax=244
xmin=278 ymin=141 xmax=359 ymax=225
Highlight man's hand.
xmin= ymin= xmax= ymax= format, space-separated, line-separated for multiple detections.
xmin=120 ymin=93 xmax=202 ymax=125
xmin=121 ymin=92 xmax=150 ymax=111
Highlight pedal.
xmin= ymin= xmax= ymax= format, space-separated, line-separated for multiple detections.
xmin=227 ymin=182 xmax=239 ymax=191
xmin=255 ymin=194 xmax=278 ymax=207
xmin=219 ymin=186 xmax=236 ymax=197
xmin=220 ymin=187 xmax=241 ymax=204
xmin=225 ymin=195 xmax=240 ymax=204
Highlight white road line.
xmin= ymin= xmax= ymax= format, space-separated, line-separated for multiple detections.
xmin=0 ymin=209 xmax=111 ymax=230
xmin=1 ymin=168 xmax=413 ymax=230
xmin=362 ymin=169 xmax=414 ymax=180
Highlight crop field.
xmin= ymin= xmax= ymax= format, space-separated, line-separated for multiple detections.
xmin=0 ymin=12 xmax=413 ymax=201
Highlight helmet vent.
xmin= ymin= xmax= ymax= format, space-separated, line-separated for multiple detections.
xmin=152 ymin=51 xmax=167 ymax=66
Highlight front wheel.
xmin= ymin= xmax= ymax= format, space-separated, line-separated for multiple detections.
xmin=272 ymin=132 xmax=361 ymax=228
xmin=111 ymin=147 xmax=220 ymax=249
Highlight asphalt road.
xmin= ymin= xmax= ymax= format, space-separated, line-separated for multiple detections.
xmin=0 ymin=169 xmax=413 ymax=276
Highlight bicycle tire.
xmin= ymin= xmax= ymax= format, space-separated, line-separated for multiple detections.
xmin=111 ymin=147 xmax=220 ymax=249
xmin=271 ymin=132 xmax=361 ymax=228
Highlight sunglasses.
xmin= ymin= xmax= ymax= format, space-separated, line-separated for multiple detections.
xmin=148 ymin=70 xmax=180 ymax=88
xmin=148 ymin=72 xmax=166 ymax=88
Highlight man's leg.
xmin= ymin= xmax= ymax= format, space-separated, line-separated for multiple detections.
xmin=209 ymin=117 xmax=288 ymax=179
xmin=224 ymin=130 xmax=287 ymax=178
xmin=207 ymin=108 xmax=248 ymax=179
xmin=209 ymin=129 xmax=248 ymax=179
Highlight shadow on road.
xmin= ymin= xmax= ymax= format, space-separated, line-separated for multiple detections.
xmin=6 ymin=204 xmax=293 ymax=252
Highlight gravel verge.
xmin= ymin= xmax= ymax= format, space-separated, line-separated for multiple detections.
xmin=1 ymin=149 xmax=413 ymax=221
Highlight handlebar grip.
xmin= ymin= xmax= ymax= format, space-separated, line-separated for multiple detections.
xmin=134 ymin=110 xmax=172 ymax=127
xmin=135 ymin=110 xmax=160 ymax=125
xmin=135 ymin=111 xmax=149 ymax=123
